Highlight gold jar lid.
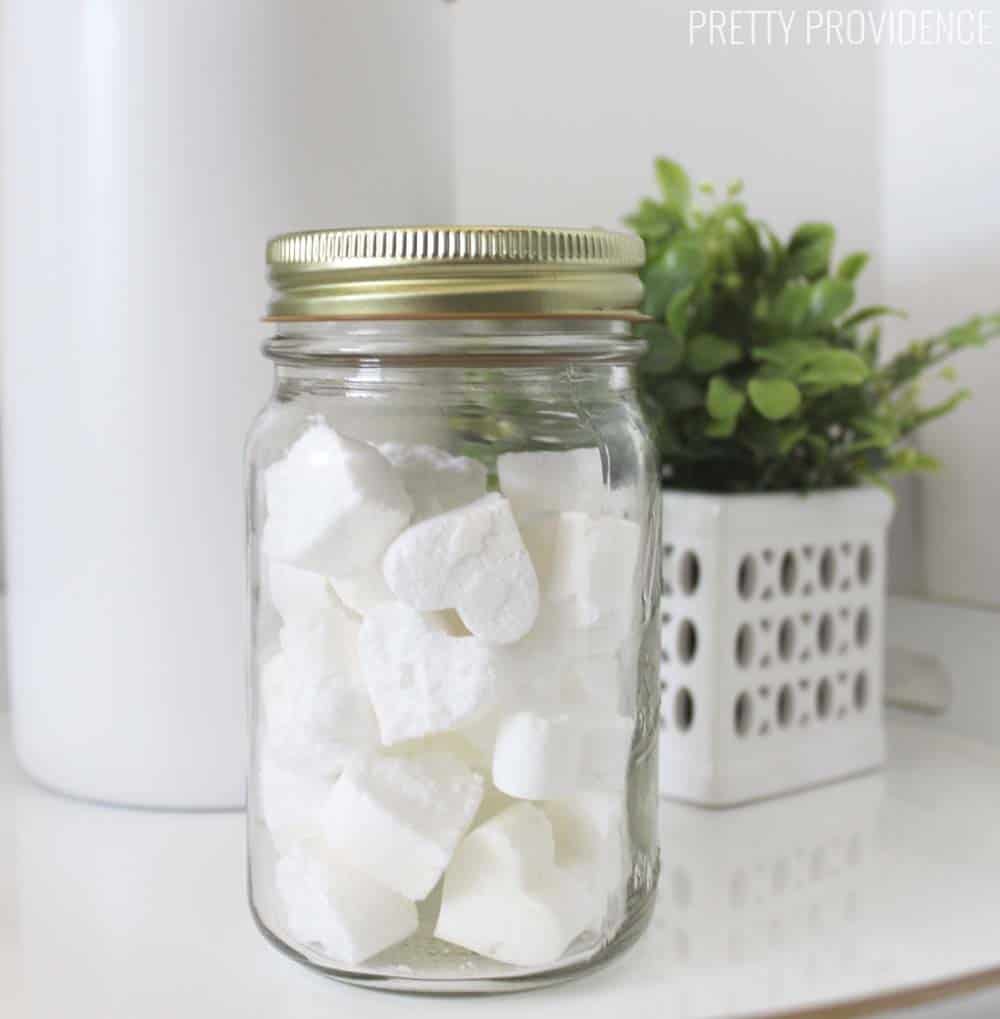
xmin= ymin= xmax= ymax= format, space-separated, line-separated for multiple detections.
xmin=264 ymin=226 xmax=645 ymax=320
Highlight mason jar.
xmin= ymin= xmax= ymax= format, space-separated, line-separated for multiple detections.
xmin=245 ymin=226 xmax=661 ymax=992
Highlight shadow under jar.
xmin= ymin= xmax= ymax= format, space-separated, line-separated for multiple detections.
xmin=245 ymin=227 xmax=662 ymax=993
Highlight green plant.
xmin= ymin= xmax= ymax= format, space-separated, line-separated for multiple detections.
xmin=625 ymin=158 xmax=1000 ymax=492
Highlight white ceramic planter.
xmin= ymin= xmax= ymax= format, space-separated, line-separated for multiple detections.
xmin=658 ymin=488 xmax=894 ymax=806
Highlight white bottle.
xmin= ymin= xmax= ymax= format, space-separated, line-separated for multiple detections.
xmin=0 ymin=0 xmax=454 ymax=807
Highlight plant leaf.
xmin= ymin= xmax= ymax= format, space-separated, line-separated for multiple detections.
xmin=770 ymin=283 xmax=811 ymax=328
xmin=785 ymin=222 xmax=834 ymax=280
xmin=836 ymin=252 xmax=869 ymax=282
xmin=641 ymin=238 xmax=705 ymax=318
xmin=887 ymin=447 xmax=940 ymax=475
xmin=706 ymin=376 xmax=745 ymax=420
xmin=807 ymin=278 xmax=855 ymax=325
xmin=687 ymin=333 xmax=742 ymax=374
xmin=798 ymin=348 xmax=870 ymax=387
xmin=705 ymin=415 xmax=738 ymax=438
xmin=654 ymin=157 xmax=692 ymax=212
xmin=778 ymin=424 xmax=808 ymax=454
xmin=854 ymin=415 xmax=898 ymax=444
xmin=667 ymin=285 xmax=695 ymax=338
xmin=658 ymin=377 xmax=704 ymax=412
xmin=751 ymin=339 xmax=822 ymax=376
xmin=638 ymin=323 xmax=685 ymax=374
xmin=842 ymin=305 xmax=906 ymax=330
xmin=624 ymin=195 xmax=686 ymax=241
xmin=748 ymin=377 xmax=801 ymax=420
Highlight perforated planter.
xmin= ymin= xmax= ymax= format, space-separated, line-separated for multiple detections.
xmin=658 ymin=488 xmax=894 ymax=806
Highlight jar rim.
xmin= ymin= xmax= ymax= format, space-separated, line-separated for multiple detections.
xmin=261 ymin=317 xmax=645 ymax=366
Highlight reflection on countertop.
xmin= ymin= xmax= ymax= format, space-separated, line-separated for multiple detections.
xmin=1 ymin=596 xmax=1000 ymax=1019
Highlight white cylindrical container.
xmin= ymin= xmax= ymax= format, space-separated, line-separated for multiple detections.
xmin=0 ymin=0 xmax=454 ymax=807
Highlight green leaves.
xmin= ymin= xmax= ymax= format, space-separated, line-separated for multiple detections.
xmin=751 ymin=341 xmax=868 ymax=390
xmin=638 ymin=323 xmax=685 ymax=374
xmin=623 ymin=197 xmax=681 ymax=241
xmin=807 ymin=278 xmax=854 ymax=325
xmin=687 ymin=333 xmax=742 ymax=374
xmin=770 ymin=283 xmax=811 ymax=328
xmin=785 ymin=222 xmax=834 ymax=280
xmin=624 ymin=157 xmax=999 ymax=493
xmin=767 ymin=278 xmax=854 ymax=329
xmin=837 ymin=252 xmax=869 ymax=282
xmin=707 ymin=376 xmax=745 ymax=420
xmin=797 ymin=349 xmax=869 ymax=388
xmin=842 ymin=305 xmax=904 ymax=329
xmin=748 ymin=378 xmax=801 ymax=420
xmin=752 ymin=339 xmax=822 ymax=375
xmin=667 ymin=285 xmax=695 ymax=338
xmin=655 ymin=158 xmax=691 ymax=212
xmin=641 ymin=238 xmax=705 ymax=318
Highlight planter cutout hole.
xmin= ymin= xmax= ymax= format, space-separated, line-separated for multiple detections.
xmin=815 ymin=677 xmax=833 ymax=719
xmin=733 ymin=691 xmax=753 ymax=737
xmin=817 ymin=612 xmax=834 ymax=654
xmin=737 ymin=555 xmax=757 ymax=599
xmin=777 ymin=684 xmax=795 ymax=727
xmin=678 ymin=549 xmax=701 ymax=596
xmin=778 ymin=618 xmax=796 ymax=661
xmin=857 ymin=543 xmax=873 ymax=585
xmin=853 ymin=670 xmax=869 ymax=711
xmin=674 ymin=687 xmax=696 ymax=731
xmin=854 ymin=607 xmax=871 ymax=648
xmin=780 ymin=550 xmax=798 ymax=595
xmin=819 ymin=547 xmax=837 ymax=590
xmin=735 ymin=624 xmax=755 ymax=667
xmin=676 ymin=619 xmax=698 ymax=664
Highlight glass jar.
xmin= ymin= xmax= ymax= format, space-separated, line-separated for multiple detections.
xmin=245 ymin=227 xmax=661 ymax=992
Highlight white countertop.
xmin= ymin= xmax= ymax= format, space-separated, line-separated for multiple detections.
xmin=2 ymin=596 xmax=1000 ymax=1018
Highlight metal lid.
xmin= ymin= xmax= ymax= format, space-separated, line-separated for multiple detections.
xmin=264 ymin=226 xmax=645 ymax=320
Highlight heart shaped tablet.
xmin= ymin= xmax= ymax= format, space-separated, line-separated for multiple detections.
xmin=359 ymin=602 xmax=499 ymax=746
xmin=382 ymin=493 xmax=540 ymax=644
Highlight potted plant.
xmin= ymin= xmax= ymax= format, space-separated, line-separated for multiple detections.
xmin=625 ymin=159 xmax=999 ymax=805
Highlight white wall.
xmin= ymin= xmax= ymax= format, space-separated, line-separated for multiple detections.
xmin=453 ymin=0 xmax=883 ymax=303
xmin=882 ymin=25 xmax=1000 ymax=607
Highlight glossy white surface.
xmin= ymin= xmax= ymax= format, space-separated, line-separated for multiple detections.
xmin=2 ymin=598 xmax=999 ymax=1018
